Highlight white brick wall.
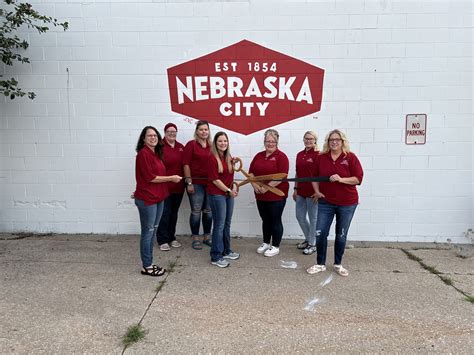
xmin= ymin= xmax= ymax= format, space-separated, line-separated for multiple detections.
xmin=1 ymin=0 xmax=472 ymax=243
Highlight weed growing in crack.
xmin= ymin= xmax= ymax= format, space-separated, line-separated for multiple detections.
xmin=122 ymin=324 xmax=146 ymax=347
xmin=167 ymin=259 xmax=178 ymax=273
xmin=464 ymin=295 xmax=474 ymax=303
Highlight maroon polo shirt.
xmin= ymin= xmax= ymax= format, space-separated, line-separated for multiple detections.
xmin=207 ymin=154 xmax=234 ymax=196
xmin=295 ymin=148 xmax=319 ymax=198
xmin=183 ymin=140 xmax=211 ymax=185
xmin=314 ymin=151 xmax=363 ymax=206
xmin=134 ymin=146 xmax=169 ymax=206
xmin=162 ymin=139 xmax=185 ymax=194
xmin=249 ymin=149 xmax=289 ymax=201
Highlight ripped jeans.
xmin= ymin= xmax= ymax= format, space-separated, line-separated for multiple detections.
xmin=135 ymin=198 xmax=164 ymax=268
xmin=315 ymin=200 xmax=357 ymax=266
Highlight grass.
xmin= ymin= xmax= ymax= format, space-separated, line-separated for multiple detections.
xmin=122 ymin=324 xmax=146 ymax=348
xmin=167 ymin=259 xmax=178 ymax=273
xmin=464 ymin=295 xmax=474 ymax=304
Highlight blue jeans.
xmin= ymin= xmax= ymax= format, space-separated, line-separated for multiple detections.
xmin=156 ymin=192 xmax=184 ymax=245
xmin=295 ymin=195 xmax=318 ymax=246
xmin=256 ymin=199 xmax=286 ymax=247
xmin=187 ymin=184 xmax=212 ymax=237
xmin=135 ymin=198 xmax=164 ymax=268
xmin=209 ymin=194 xmax=234 ymax=262
xmin=315 ymin=200 xmax=357 ymax=266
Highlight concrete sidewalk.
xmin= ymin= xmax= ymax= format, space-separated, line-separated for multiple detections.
xmin=0 ymin=233 xmax=472 ymax=353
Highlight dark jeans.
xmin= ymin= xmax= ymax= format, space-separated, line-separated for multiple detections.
xmin=256 ymin=199 xmax=286 ymax=247
xmin=209 ymin=194 xmax=234 ymax=262
xmin=315 ymin=200 xmax=358 ymax=266
xmin=187 ymin=184 xmax=212 ymax=237
xmin=156 ymin=192 xmax=184 ymax=245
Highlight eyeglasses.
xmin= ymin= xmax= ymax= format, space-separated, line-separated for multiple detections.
xmin=329 ymin=138 xmax=342 ymax=143
xmin=264 ymin=141 xmax=277 ymax=144
xmin=146 ymin=134 xmax=158 ymax=138
xmin=304 ymin=138 xmax=315 ymax=141
xmin=165 ymin=130 xmax=177 ymax=134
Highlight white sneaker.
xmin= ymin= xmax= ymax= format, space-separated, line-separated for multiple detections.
xmin=256 ymin=243 xmax=271 ymax=254
xmin=306 ymin=264 xmax=326 ymax=274
xmin=159 ymin=243 xmax=170 ymax=251
xmin=264 ymin=246 xmax=280 ymax=257
xmin=170 ymin=240 xmax=181 ymax=248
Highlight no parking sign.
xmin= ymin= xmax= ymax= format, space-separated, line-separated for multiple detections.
xmin=405 ymin=114 xmax=427 ymax=145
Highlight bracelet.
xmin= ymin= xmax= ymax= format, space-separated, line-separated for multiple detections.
xmin=225 ymin=189 xmax=231 ymax=195
xmin=294 ymin=187 xmax=298 ymax=190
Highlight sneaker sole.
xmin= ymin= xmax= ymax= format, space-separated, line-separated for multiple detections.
xmin=211 ymin=262 xmax=230 ymax=268
xmin=223 ymin=256 xmax=240 ymax=260
xmin=264 ymin=252 xmax=280 ymax=257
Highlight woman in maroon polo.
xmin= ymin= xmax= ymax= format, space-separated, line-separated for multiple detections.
xmin=134 ymin=126 xmax=182 ymax=276
xmin=156 ymin=123 xmax=185 ymax=251
xmin=183 ymin=120 xmax=212 ymax=250
xmin=207 ymin=131 xmax=240 ymax=268
xmin=306 ymin=129 xmax=363 ymax=277
xmin=293 ymin=130 xmax=320 ymax=255
xmin=249 ymin=129 xmax=289 ymax=257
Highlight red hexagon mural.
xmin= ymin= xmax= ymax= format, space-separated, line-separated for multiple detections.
xmin=167 ymin=40 xmax=324 ymax=135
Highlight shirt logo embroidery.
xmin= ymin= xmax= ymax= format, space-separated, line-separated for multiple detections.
xmin=306 ymin=158 xmax=313 ymax=163
xmin=341 ymin=160 xmax=349 ymax=166
xmin=269 ymin=157 xmax=276 ymax=161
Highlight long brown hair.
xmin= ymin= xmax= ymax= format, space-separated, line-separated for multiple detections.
xmin=211 ymin=131 xmax=233 ymax=174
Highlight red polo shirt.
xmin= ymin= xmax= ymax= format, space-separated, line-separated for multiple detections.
xmin=183 ymin=140 xmax=211 ymax=185
xmin=314 ymin=151 xmax=363 ymax=206
xmin=295 ymin=148 xmax=319 ymax=198
xmin=134 ymin=146 xmax=169 ymax=206
xmin=249 ymin=149 xmax=289 ymax=201
xmin=162 ymin=139 xmax=185 ymax=194
xmin=207 ymin=154 xmax=234 ymax=196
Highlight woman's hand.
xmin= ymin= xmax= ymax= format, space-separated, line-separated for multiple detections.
xmin=169 ymin=175 xmax=182 ymax=183
xmin=311 ymin=191 xmax=325 ymax=202
xmin=231 ymin=189 xmax=238 ymax=198
xmin=186 ymin=184 xmax=195 ymax=194
xmin=329 ymin=174 xmax=342 ymax=183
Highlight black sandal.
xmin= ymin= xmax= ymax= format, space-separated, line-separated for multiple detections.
xmin=141 ymin=265 xmax=166 ymax=277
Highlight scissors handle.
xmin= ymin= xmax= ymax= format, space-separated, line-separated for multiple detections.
xmin=233 ymin=157 xmax=285 ymax=197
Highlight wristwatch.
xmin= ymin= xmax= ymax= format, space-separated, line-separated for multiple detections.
xmin=225 ymin=188 xmax=231 ymax=195
xmin=185 ymin=178 xmax=192 ymax=186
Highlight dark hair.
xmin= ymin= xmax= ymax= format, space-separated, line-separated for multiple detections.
xmin=136 ymin=126 xmax=163 ymax=159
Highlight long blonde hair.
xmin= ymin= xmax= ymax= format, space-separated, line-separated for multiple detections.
xmin=193 ymin=120 xmax=212 ymax=146
xmin=304 ymin=130 xmax=319 ymax=151
xmin=211 ymin=131 xmax=233 ymax=174
xmin=322 ymin=129 xmax=351 ymax=154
